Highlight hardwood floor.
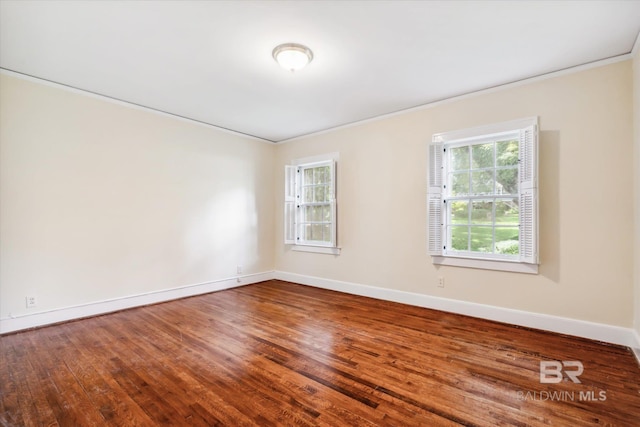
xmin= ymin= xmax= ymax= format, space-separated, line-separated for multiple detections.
xmin=1 ymin=280 xmax=639 ymax=426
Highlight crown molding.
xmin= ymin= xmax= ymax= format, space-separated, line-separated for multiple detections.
xmin=0 ymin=68 xmax=276 ymax=145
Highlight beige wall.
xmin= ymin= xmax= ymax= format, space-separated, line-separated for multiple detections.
xmin=634 ymin=47 xmax=640 ymax=338
xmin=0 ymin=74 xmax=275 ymax=319
xmin=275 ymin=60 xmax=635 ymax=327
xmin=1 ymin=59 xmax=636 ymax=332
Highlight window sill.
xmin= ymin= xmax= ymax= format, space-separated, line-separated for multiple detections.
xmin=431 ymin=256 xmax=538 ymax=274
xmin=291 ymin=245 xmax=341 ymax=255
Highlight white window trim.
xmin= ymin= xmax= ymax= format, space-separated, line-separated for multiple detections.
xmin=292 ymin=152 xmax=339 ymax=167
xmin=432 ymin=117 xmax=537 ymax=144
xmin=285 ymin=153 xmax=340 ymax=255
xmin=431 ymin=256 xmax=538 ymax=274
xmin=292 ymin=245 xmax=341 ymax=255
xmin=428 ymin=117 xmax=539 ymax=273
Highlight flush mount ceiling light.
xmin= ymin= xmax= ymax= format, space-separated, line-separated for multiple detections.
xmin=272 ymin=43 xmax=313 ymax=72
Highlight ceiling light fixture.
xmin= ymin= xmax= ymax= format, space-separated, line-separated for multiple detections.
xmin=272 ymin=43 xmax=313 ymax=72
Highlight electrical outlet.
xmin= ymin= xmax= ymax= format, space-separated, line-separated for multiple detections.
xmin=236 ymin=265 xmax=243 ymax=274
xmin=437 ymin=276 xmax=445 ymax=288
xmin=26 ymin=295 xmax=38 ymax=308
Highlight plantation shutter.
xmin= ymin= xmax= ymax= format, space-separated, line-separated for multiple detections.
xmin=284 ymin=165 xmax=297 ymax=244
xmin=428 ymin=142 xmax=444 ymax=255
xmin=429 ymin=142 xmax=443 ymax=190
xmin=518 ymin=125 xmax=538 ymax=263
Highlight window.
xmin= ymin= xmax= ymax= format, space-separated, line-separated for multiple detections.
xmin=285 ymin=154 xmax=339 ymax=255
xmin=428 ymin=118 xmax=538 ymax=273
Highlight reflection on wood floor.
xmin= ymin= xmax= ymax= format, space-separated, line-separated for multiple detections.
xmin=2 ymin=280 xmax=639 ymax=426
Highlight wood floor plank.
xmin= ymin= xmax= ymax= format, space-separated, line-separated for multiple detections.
xmin=1 ymin=280 xmax=639 ymax=426
xmin=4 ymin=334 xmax=53 ymax=427
xmin=0 ymin=338 xmax=26 ymax=427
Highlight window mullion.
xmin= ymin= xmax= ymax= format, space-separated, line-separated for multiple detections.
xmin=493 ymin=141 xmax=497 ymax=195
xmin=491 ymin=127 xmax=496 ymax=253
xmin=467 ymin=197 xmax=471 ymax=252
xmin=492 ymin=197 xmax=496 ymax=254
xmin=449 ymin=194 xmax=517 ymax=201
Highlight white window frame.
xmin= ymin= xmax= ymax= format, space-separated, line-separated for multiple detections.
xmin=428 ymin=117 xmax=539 ymax=274
xmin=284 ymin=153 xmax=340 ymax=255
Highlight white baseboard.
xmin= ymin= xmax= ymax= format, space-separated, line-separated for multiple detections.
xmin=0 ymin=271 xmax=274 ymax=334
xmin=274 ymin=271 xmax=638 ymax=349
xmin=632 ymin=330 xmax=640 ymax=365
xmin=4 ymin=269 xmax=639 ymax=365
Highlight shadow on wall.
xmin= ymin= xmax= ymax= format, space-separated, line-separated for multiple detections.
xmin=184 ymin=154 xmax=262 ymax=281
xmin=538 ymin=130 xmax=560 ymax=283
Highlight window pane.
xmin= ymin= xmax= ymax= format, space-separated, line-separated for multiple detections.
xmin=304 ymin=168 xmax=313 ymax=184
xmin=495 ymin=227 xmax=519 ymax=255
xmin=303 ymin=206 xmax=313 ymax=222
xmin=450 ymin=146 xmax=469 ymax=171
xmin=322 ymin=224 xmax=331 ymax=242
xmin=451 ymin=172 xmax=469 ymax=196
xmin=323 ymin=205 xmax=331 ymax=221
xmin=308 ymin=206 xmax=315 ymax=222
xmin=314 ymin=167 xmax=326 ymax=184
xmin=450 ymin=200 xmax=469 ymax=224
xmin=311 ymin=206 xmax=321 ymax=222
xmin=304 ymin=187 xmax=313 ymax=203
xmin=304 ymin=224 xmax=312 ymax=241
xmin=496 ymin=168 xmax=518 ymax=195
xmin=471 ymin=200 xmax=493 ymax=224
xmin=495 ymin=199 xmax=519 ymax=225
xmin=311 ymin=224 xmax=323 ymax=241
xmin=471 ymin=170 xmax=494 ymax=194
xmin=470 ymin=226 xmax=493 ymax=253
xmin=496 ymin=140 xmax=519 ymax=167
xmin=472 ymin=143 xmax=494 ymax=169
xmin=451 ymin=226 xmax=469 ymax=251
xmin=314 ymin=186 xmax=326 ymax=202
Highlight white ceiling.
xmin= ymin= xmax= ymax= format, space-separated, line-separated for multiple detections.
xmin=1 ymin=1 xmax=639 ymax=142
